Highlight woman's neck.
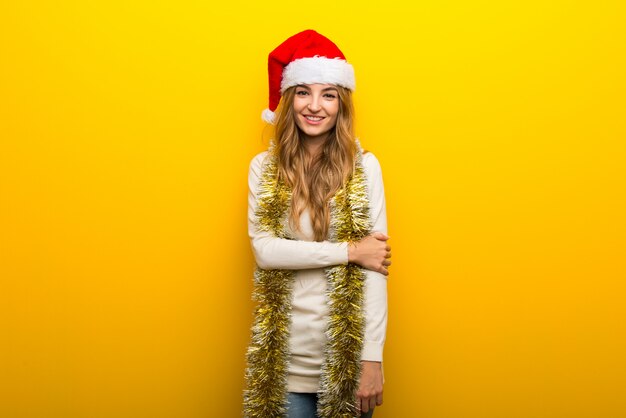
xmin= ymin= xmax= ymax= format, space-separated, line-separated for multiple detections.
xmin=302 ymin=134 xmax=328 ymax=157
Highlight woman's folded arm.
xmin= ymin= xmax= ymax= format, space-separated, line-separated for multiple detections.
xmin=248 ymin=151 xmax=349 ymax=270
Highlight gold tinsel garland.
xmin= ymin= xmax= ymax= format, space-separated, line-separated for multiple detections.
xmin=243 ymin=143 xmax=372 ymax=418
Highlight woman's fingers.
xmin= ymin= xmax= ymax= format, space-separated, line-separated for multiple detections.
xmin=360 ymin=396 xmax=371 ymax=413
xmin=369 ymin=396 xmax=376 ymax=411
xmin=349 ymin=233 xmax=392 ymax=274
xmin=371 ymin=231 xmax=389 ymax=241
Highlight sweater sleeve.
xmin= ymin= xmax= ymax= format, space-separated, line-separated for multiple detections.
xmin=360 ymin=152 xmax=389 ymax=363
xmin=248 ymin=152 xmax=349 ymax=270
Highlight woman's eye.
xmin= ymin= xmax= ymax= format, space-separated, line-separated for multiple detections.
xmin=296 ymin=90 xmax=308 ymax=95
xmin=324 ymin=93 xmax=336 ymax=99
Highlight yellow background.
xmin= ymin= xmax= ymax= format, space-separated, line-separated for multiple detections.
xmin=2 ymin=1 xmax=625 ymax=417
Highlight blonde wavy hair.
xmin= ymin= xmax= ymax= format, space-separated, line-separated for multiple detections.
xmin=272 ymin=85 xmax=357 ymax=242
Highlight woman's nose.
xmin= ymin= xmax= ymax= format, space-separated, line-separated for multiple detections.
xmin=307 ymin=95 xmax=322 ymax=112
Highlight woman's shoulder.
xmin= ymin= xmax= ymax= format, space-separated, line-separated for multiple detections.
xmin=249 ymin=150 xmax=271 ymax=173
xmin=360 ymin=148 xmax=383 ymax=174
xmin=356 ymin=138 xmax=381 ymax=167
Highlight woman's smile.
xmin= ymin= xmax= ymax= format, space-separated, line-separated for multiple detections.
xmin=303 ymin=115 xmax=326 ymax=124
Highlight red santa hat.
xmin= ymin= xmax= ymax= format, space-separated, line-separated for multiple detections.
xmin=262 ymin=29 xmax=356 ymax=124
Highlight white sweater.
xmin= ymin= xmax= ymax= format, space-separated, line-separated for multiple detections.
xmin=247 ymin=150 xmax=388 ymax=393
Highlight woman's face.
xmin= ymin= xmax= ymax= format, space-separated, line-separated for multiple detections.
xmin=293 ymin=84 xmax=339 ymax=142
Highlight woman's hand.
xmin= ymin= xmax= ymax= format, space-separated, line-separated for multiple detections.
xmin=348 ymin=232 xmax=392 ymax=275
xmin=356 ymin=361 xmax=384 ymax=414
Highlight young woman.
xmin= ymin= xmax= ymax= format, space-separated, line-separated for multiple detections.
xmin=244 ymin=30 xmax=391 ymax=418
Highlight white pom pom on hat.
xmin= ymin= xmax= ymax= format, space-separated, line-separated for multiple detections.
xmin=261 ymin=29 xmax=355 ymax=124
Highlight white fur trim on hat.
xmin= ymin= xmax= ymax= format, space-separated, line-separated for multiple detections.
xmin=280 ymin=57 xmax=355 ymax=93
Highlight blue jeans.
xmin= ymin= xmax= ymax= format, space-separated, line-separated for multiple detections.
xmin=287 ymin=392 xmax=374 ymax=418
